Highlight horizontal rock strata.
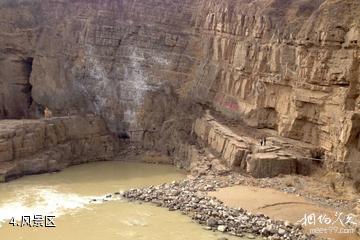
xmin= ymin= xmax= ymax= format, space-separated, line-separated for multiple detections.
xmin=191 ymin=113 xmax=299 ymax=178
xmin=0 ymin=115 xmax=116 ymax=182
xmin=0 ymin=0 xmax=359 ymax=179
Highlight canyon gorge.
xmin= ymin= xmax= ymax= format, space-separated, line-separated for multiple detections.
xmin=1 ymin=0 xmax=359 ymax=181
xmin=0 ymin=0 xmax=360 ymax=239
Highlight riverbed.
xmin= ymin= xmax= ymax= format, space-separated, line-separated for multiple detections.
xmin=0 ymin=161 xmax=243 ymax=240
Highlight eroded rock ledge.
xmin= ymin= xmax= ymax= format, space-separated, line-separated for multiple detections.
xmin=0 ymin=0 xmax=359 ymax=180
xmin=0 ymin=115 xmax=116 ymax=182
xmin=174 ymin=112 xmax=318 ymax=178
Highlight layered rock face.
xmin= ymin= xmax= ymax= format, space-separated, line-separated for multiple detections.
xmin=192 ymin=113 xmax=298 ymax=178
xmin=0 ymin=0 xmax=199 ymax=129
xmin=0 ymin=115 xmax=116 ymax=182
xmin=0 ymin=0 xmax=359 ymax=178
xmin=190 ymin=0 xmax=360 ymax=179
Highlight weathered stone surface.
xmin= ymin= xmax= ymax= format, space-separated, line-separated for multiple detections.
xmin=0 ymin=162 xmax=19 ymax=182
xmin=248 ymin=152 xmax=297 ymax=178
xmin=0 ymin=115 xmax=116 ymax=181
xmin=192 ymin=113 xmax=299 ymax=178
xmin=190 ymin=0 xmax=360 ymax=179
xmin=194 ymin=115 xmax=251 ymax=169
xmin=0 ymin=0 xmax=359 ymax=179
xmin=0 ymin=139 xmax=13 ymax=162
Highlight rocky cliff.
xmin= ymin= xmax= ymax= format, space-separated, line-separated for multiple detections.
xmin=0 ymin=115 xmax=116 ymax=182
xmin=192 ymin=0 xmax=360 ymax=180
xmin=0 ymin=0 xmax=359 ymax=179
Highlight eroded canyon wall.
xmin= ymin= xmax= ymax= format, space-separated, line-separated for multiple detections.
xmin=0 ymin=0 xmax=359 ymax=178
xmin=191 ymin=0 xmax=360 ymax=179
xmin=0 ymin=0 xmax=200 ymax=128
xmin=0 ymin=115 xmax=116 ymax=182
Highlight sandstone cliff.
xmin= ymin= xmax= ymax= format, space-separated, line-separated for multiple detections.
xmin=0 ymin=0 xmax=359 ymax=179
xmin=0 ymin=115 xmax=116 ymax=182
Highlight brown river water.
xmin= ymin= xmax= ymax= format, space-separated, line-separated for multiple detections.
xmin=0 ymin=161 xmax=249 ymax=240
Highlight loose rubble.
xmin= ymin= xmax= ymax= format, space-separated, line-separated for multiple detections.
xmin=120 ymin=176 xmax=314 ymax=240
xmin=92 ymin=164 xmax=357 ymax=240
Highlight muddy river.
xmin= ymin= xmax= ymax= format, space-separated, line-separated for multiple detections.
xmin=0 ymin=161 xmax=245 ymax=240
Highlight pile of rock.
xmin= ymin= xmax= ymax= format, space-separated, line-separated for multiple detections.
xmin=122 ymin=177 xmax=313 ymax=240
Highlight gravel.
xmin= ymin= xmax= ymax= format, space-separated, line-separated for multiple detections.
xmin=119 ymin=176 xmax=315 ymax=240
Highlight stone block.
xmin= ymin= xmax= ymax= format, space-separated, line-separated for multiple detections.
xmin=0 ymin=162 xmax=20 ymax=182
xmin=0 ymin=139 xmax=13 ymax=162
xmin=247 ymin=153 xmax=297 ymax=178
xmin=18 ymin=155 xmax=49 ymax=175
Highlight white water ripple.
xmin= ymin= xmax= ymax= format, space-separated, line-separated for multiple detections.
xmin=0 ymin=187 xmax=96 ymax=227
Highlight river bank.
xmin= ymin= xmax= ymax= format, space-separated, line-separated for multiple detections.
xmin=1 ymin=147 xmax=359 ymax=240
xmin=1 ymin=161 xmax=247 ymax=240
xmin=115 ymin=158 xmax=359 ymax=240
xmin=121 ymin=175 xmax=311 ymax=240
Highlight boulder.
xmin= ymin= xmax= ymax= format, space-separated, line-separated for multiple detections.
xmin=247 ymin=152 xmax=297 ymax=178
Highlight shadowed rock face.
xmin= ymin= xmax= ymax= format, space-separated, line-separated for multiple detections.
xmin=0 ymin=115 xmax=116 ymax=182
xmin=0 ymin=0 xmax=200 ymax=125
xmin=0 ymin=0 xmax=359 ymax=177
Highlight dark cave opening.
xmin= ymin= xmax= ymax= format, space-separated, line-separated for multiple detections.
xmin=22 ymin=57 xmax=34 ymax=111
xmin=0 ymin=57 xmax=35 ymax=119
